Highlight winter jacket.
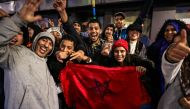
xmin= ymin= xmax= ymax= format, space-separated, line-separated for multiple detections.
xmin=0 ymin=14 xmax=58 ymax=109
xmin=157 ymin=52 xmax=184 ymax=109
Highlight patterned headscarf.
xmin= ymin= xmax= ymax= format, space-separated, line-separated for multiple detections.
xmin=179 ymin=23 xmax=190 ymax=97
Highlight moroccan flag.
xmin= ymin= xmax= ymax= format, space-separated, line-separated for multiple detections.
xmin=59 ymin=63 xmax=150 ymax=109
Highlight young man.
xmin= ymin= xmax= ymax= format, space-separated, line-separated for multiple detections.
xmin=113 ymin=12 xmax=128 ymax=40
xmin=54 ymin=0 xmax=104 ymax=62
xmin=0 ymin=0 xmax=58 ymax=108
xmin=85 ymin=19 xmax=105 ymax=59
xmin=113 ymin=0 xmax=153 ymax=42
xmin=127 ymin=24 xmax=147 ymax=59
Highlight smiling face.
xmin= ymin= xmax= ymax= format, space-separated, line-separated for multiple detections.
xmin=60 ymin=40 xmax=74 ymax=55
xmin=73 ymin=22 xmax=81 ymax=34
xmin=10 ymin=33 xmax=23 ymax=46
xmin=164 ymin=25 xmax=177 ymax=43
xmin=35 ymin=38 xmax=53 ymax=58
xmin=87 ymin=22 xmax=101 ymax=43
xmin=113 ymin=47 xmax=127 ymax=64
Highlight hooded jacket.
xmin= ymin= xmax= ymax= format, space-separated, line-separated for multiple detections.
xmin=0 ymin=14 xmax=58 ymax=109
xmin=32 ymin=32 xmax=55 ymax=57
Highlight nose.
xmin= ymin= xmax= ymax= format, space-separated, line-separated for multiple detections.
xmin=44 ymin=40 xmax=52 ymax=48
xmin=118 ymin=51 xmax=122 ymax=56
xmin=61 ymin=47 xmax=68 ymax=52
xmin=44 ymin=42 xmax=49 ymax=48
xmin=168 ymin=30 xmax=173 ymax=34
xmin=91 ymin=28 xmax=96 ymax=32
xmin=63 ymin=48 xmax=67 ymax=52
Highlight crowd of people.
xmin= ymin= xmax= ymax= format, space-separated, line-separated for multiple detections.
xmin=0 ymin=0 xmax=190 ymax=109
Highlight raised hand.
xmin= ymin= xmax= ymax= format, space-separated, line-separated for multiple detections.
xmin=0 ymin=9 xmax=9 ymax=17
xmin=101 ymin=44 xmax=112 ymax=56
xmin=53 ymin=0 xmax=68 ymax=23
xmin=53 ymin=0 xmax=66 ymax=12
xmin=166 ymin=29 xmax=190 ymax=63
xmin=19 ymin=0 xmax=42 ymax=22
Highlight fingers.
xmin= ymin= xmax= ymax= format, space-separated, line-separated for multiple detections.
xmin=69 ymin=52 xmax=80 ymax=61
xmin=33 ymin=15 xmax=42 ymax=21
xmin=53 ymin=0 xmax=66 ymax=11
xmin=56 ymin=51 xmax=69 ymax=63
xmin=101 ymin=49 xmax=110 ymax=56
xmin=179 ymin=97 xmax=190 ymax=109
xmin=0 ymin=9 xmax=9 ymax=17
xmin=19 ymin=0 xmax=42 ymax=22
xmin=166 ymin=29 xmax=190 ymax=63
xmin=24 ymin=0 xmax=42 ymax=11
xmin=136 ymin=66 xmax=146 ymax=73
xmin=166 ymin=42 xmax=190 ymax=63
xmin=56 ymin=54 xmax=63 ymax=63
xmin=180 ymin=29 xmax=187 ymax=45
xmin=69 ymin=51 xmax=84 ymax=61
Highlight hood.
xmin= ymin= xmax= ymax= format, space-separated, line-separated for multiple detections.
xmin=0 ymin=17 xmax=21 ymax=44
xmin=32 ymin=32 xmax=55 ymax=57
xmin=46 ymin=27 xmax=62 ymax=38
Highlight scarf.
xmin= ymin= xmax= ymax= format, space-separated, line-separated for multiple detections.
xmin=179 ymin=55 xmax=190 ymax=96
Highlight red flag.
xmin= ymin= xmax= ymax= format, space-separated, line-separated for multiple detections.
xmin=60 ymin=63 xmax=150 ymax=109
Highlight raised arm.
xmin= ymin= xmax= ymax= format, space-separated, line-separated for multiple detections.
xmin=53 ymin=0 xmax=68 ymax=23
xmin=162 ymin=29 xmax=190 ymax=84
xmin=0 ymin=0 xmax=42 ymax=45
xmin=53 ymin=0 xmax=78 ymax=35
xmin=53 ymin=0 xmax=86 ymax=51
xmin=133 ymin=0 xmax=153 ymax=25
xmin=0 ymin=0 xmax=42 ymax=68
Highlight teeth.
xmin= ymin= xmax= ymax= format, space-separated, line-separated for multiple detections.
xmin=40 ymin=46 xmax=47 ymax=53
xmin=12 ymin=39 xmax=17 ymax=42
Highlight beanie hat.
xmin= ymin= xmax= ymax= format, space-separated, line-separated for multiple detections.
xmin=112 ymin=39 xmax=128 ymax=51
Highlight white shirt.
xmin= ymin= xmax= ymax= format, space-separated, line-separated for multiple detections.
xmin=161 ymin=51 xmax=183 ymax=86
xmin=129 ymin=41 xmax=137 ymax=54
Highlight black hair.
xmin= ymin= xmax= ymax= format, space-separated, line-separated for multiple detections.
xmin=20 ymin=26 xmax=29 ymax=46
xmin=61 ymin=34 xmax=77 ymax=50
xmin=127 ymin=24 xmax=142 ymax=34
xmin=72 ymin=21 xmax=82 ymax=27
xmin=27 ymin=23 xmax=43 ymax=42
xmin=102 ymin=24 xmax=115 ymax=40
xmin=155 ymin=19 xmax=184 ymax=42
xmin=87 ymin=19 xmax=102 ymax=29
xmin=114 ymin=12 xmax=126 ymax=19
